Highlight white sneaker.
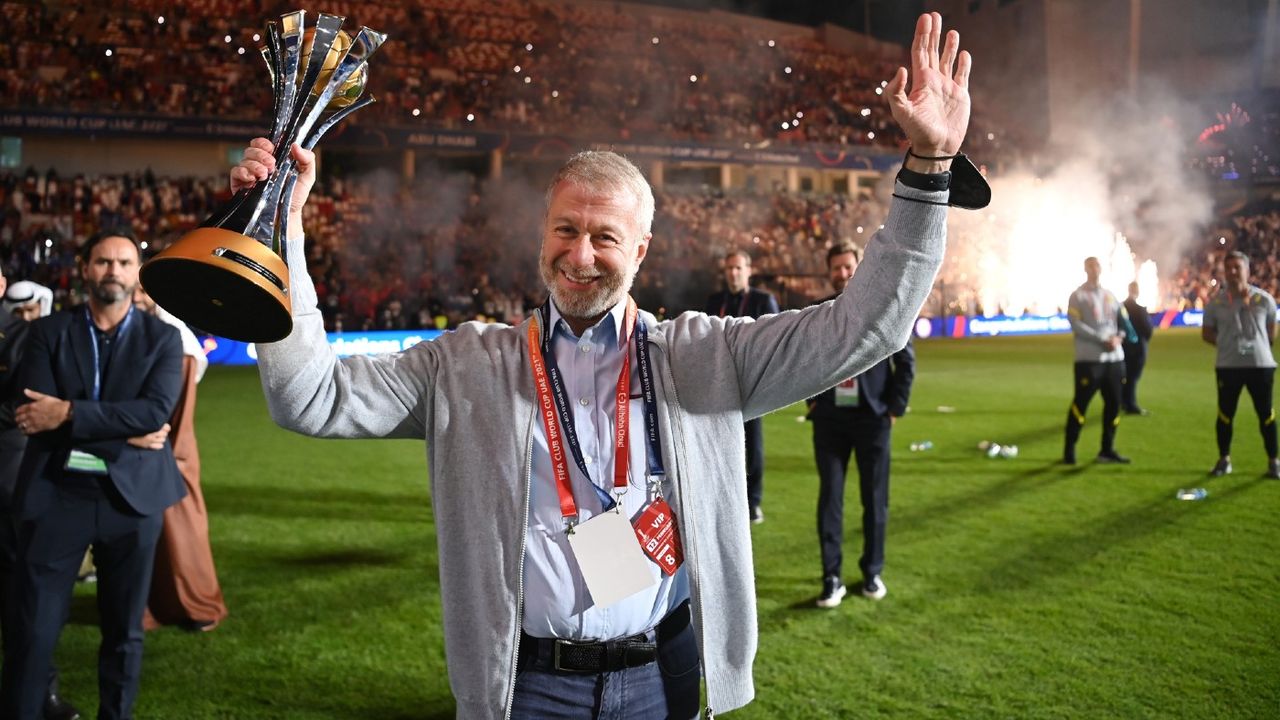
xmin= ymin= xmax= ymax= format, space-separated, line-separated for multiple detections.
xmin=816 ymin=576 xmax=846 ymax=608
xmin=861 ymin=575 xmax=887 ymax=600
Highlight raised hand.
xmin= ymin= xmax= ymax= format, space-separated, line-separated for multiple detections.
xmin=886 ymin=12 xmax=972 ymax=166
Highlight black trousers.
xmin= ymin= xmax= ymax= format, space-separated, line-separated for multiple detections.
xmin=3 ymin=475 xmax=163 ymax=720
xmin=0 ymin=502 xmax=63 ymax=707
xmin=1122 ymin=341 xmax=1147 ymax=411
xmin=744 ymin=418 xmax=764 ymax=511
xmin=813 ymin=416 xmax=891 ymax=580
xmin=1214 ymin=367 xmax=1278 ymax=458
xmin=1064 ymin=361 xmax=1124 ymax=454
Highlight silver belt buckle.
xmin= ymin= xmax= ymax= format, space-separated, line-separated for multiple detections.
xmin=552 ymin=638 xmax=585 ymax=672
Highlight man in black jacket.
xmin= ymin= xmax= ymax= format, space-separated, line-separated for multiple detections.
xmin=4 ymin=229 xmax=185 ymax=720
xmin=1122 ymin=281 xmax=1154 ymax=415
xmin=808 ymin=243 xmax=914 ymax=607
xmin=705 ymin=250 xmax=779 ymax=523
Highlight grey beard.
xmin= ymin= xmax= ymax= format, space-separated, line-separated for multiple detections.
xmin=540 ymin=262 xmax=632 ymax=322
xmin=89 ymin=281 xmax=132 ymax=305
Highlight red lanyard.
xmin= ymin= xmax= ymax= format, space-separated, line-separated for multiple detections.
xmin=527 ymin=298 xmax=638 ymax=521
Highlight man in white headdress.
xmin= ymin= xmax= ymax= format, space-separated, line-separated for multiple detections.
xmin=2 ymin=281 xmax=53 ymax=323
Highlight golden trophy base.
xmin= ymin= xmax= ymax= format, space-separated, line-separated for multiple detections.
xmin=140 ymin=227 xmax=293 ymax=343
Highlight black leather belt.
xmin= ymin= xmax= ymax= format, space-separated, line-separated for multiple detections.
xmin=551 ymin=634 xmax=657 ymax=672
xmin=521 ymin=600 xmax=690 ymax=674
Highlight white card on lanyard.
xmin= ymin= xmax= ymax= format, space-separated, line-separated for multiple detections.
xmin=834 ymin=376 xmax=860 ymax=407
xmin=567 ymin=510 xmax=657 ymax=609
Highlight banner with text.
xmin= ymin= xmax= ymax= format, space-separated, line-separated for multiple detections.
xmin=204 ymin=329 xmax=445 ymax=366
xmin=912 ymin=310 xmax=1204 ymax=339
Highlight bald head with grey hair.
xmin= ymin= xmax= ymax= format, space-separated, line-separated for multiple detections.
xmin=544 ymin=151 xmax=655 ymax=236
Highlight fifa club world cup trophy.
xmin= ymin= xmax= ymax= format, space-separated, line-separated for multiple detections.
xmin=140 ymin=11 xmax=386 ymax=342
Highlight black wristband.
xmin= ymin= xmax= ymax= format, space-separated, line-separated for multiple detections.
xmin=896 ymin=165 xmax=951 ymax=192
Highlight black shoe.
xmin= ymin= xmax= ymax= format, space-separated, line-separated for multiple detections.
xmin=1268 ymin=458 xmax=1280 ymax=479
xmin=44 ymin=692 xmax=81 ymax=720
xmin=1062 ymin=448 xmax=1076 ymax=465
xmin=180 ymin=618 xmax=220 ymax=633
xmin=1209 ymin=457 xmax=1232 ymax=477
xmin=1096 ymin=450 xmax=1131 ymax=464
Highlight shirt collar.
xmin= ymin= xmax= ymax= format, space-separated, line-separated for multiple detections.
xmin=548 ymin=297 xmax=628 ymax=349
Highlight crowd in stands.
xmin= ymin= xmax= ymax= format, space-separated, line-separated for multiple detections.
xmin=5 ymin=165 xmax=1279 ymax=333
xmin=0 ymin=166 xmax=889 ymax=331
xmin=1173 ymin=206 xmax=1280 ymax=310
xmin=1 ymin=0 xmax=1273 ymax=329
xmin=1 ymin=0 xmax=918 ymax=150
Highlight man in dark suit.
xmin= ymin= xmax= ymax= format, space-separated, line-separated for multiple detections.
xmin=808 ymin=243 xmax=914 ymax=608
xmin=1122 ymin=281 xmax=1154 ymax=415
xmin=705 ymin=250 xmax=780 ymax=524
xmin=3 ymin=229 xmax=185 ymax=720
xmin=0 ymin=272 xmax=82 ymax=720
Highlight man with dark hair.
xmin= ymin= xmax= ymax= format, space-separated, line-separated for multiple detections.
xmin=228 ymin=12 xmax=976 ymax=717
xmin=1063 ymin=256 xmax=1130 ymax=465
xmin=1121 ymin=281 xmax=1154 ymax=415
xmin=704 ymin=250 xmax=779 ymax=524
xmin=808 ymin=243 xmax=914 ymax=607
xmin=3 ymin=228 xmax=186 ymax=720
xmin=1202 ymin=250 xmax=1280 ymax=478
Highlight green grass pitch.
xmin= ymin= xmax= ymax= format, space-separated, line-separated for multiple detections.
xmin=51 ymin=327 xmax=1278 ymax=718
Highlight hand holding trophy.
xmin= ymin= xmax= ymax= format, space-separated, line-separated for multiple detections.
xmin=140 ymin=11 xmax=386 ymax=343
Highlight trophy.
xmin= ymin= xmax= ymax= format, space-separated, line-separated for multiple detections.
xmin=140 ymin=11 xmax=386 ymax=343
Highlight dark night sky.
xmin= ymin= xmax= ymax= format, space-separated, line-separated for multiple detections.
xmin=624 ymin=0 xmax=928 ymax=45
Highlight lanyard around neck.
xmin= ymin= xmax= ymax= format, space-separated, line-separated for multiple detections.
xmin=85 ymin=305 xmax=134 ymax=401
xmin=527 ymin=297 xmax=665 ymax=523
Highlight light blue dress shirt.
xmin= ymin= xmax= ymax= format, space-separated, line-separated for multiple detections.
xmin=522 ymin=298 xmax=690 ymax=640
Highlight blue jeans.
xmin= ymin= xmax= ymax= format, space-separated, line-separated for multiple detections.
xmin=510 ymin=608 xmax=701 ymax=719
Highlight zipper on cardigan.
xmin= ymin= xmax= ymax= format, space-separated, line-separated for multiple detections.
xmin=653 ymin=338 xmax=713 ymax=715
xmin=502 ymin=423 xmax=536 ymax=720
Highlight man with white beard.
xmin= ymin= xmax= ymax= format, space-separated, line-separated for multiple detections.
xmin=229 ymin=12 xmax=979 ymax=718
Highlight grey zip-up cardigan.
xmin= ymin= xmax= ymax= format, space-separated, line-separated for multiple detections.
xmin=255 ymin=182 xmax=947 ymax=718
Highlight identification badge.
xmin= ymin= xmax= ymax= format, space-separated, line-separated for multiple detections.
xmin=567 ymin=510 xmax=657 ymax=609
xmin=65 ymin=449 xmax=108 ymax=475
xmin=633 ymin=497 xmax=684 ymax=575
xmin=834 ymin=376 xmax=860 ymax=407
